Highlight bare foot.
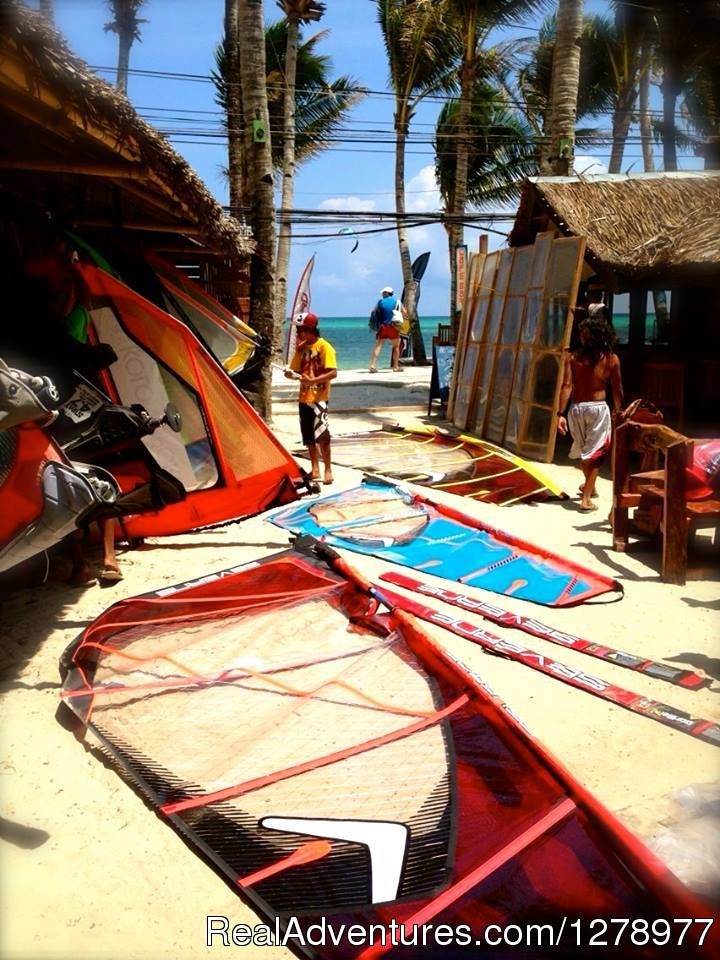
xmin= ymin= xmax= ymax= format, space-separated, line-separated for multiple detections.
xmin=578 ymin=486 xmax=598 ymax=498
xmin=579 ymin=501 xmax=599 ymax=512
xmin=323 ymin=474 xmax=334 ymax=485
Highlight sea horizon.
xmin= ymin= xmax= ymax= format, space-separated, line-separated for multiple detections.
xmin=306 ymin=313 xmax=641 ymax=370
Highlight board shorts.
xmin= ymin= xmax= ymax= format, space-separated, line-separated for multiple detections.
xmin=568 ymin=400 xmax=612 ymax=462
xmin=376 ymin=324 xmax=400 ymax=341
xmin=299 ymin=401 xmax=330 ymax=446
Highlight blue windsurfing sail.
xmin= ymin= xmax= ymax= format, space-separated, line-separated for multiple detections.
xmin=270 ymin=479 xmax=621 ymax=607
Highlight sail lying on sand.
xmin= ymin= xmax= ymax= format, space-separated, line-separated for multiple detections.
xmin=271 ymin=478 xmax=621 ymax=607
xmin=60 ymin=543 xmax=710 ymax=959
xmin=322 ymin=425 xmax=567 ymax=505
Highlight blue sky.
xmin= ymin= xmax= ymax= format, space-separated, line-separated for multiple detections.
xmin=32 ymin=0 xmax=702 ymax=317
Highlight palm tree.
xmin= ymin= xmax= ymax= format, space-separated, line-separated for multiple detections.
xmin=223 ymin=0 xmax=246 ymax=217
xmin=638 ymin=39 xmax=655 ymax=171
xmin=238 ymin=0 xmax=276 ymax=420
xmin=606 ymin=2 xmax=647 ymax=173
xmin=539 ymin=0 xmax=584 ymax=175
xmin=39 ymin=0 xmax=54 ymax=21
xmin=274 ymin=2 xmax=326 ymax=333
xmin=518 ymin=13 xmax=616 ymax=145
xmin=435 ymin=83 xmax=537 ymax=225
xmin=443 ymin=0 xmax=542 ymax=329
xmin=104 ymin=0 xmax=148 ymax=95
xmin=377 ymin=0 xmax=458 ymax=364
xmin=214 ymin=24 xmax=363 ymax=209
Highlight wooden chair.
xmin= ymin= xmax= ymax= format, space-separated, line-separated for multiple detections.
xmin=640 ymin=361 xmax=685 ymax=430
xmin=436 ymin=323 xmax=453 ymax=345
xmin=612 ymin=421 xmax=720 ymax=585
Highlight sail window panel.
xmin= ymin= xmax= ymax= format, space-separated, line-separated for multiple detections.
xmin=483 ymin=249 xmax=513 ymax=345
xmin=485 ymin=348 xmax=515 ymax=444
xmin=499 ymin=296 xmax=525 ymax=346
xmin=467 ymin=345 xmax=495 ymax=435
xmin=529 ymin=233 xmax=553 ymax=287
xmin=524 ymin=405 xmax=554 ymax=446
xmin=531 ymin=353 xmax=561 ymax=407
xmin=538 ymin=293 xmax=571 ymax=348
xmin=504 ymin=399 xmax=521 ymax=449
xmin=522 ymin=289 xmax=544 ymax=344
xmin=451 ymin=342 xmax=479 ymax=428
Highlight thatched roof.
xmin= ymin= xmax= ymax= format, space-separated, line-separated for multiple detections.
xmin=511 ymin=172 xmax=720 ymax=283
xmin=0 ymin=1 xmax=253 ymax=260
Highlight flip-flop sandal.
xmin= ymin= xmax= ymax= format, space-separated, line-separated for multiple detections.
xmin=579 ymin=503 xmax=599 ymax=513
xmin=99 ymin=566 xmax=124 ymax=583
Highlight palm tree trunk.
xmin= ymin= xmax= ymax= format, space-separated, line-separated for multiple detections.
xmin=238 ymin=0 xmax=277 ymax=420
xmin=660 ymin=62 xmax=680 ymax=171
xmin=395 ymin=106 xmax=425 ymax=364
xmin=116 ymin=32 xmax=131 ymax=94
xmin=540 ymin=0 xmax=584 ymax=176
xmin=224 ymin=0 xmax=246 ymax=216
xmin=449 ymin=53 xmax=475 ymax=334
xmin=275 ymin=16 xmax=299 ymax=333
xmin=608 ymin=83 xmax=637 ymax=174
xmin=639 ymin=47 xmax=655 ymax=172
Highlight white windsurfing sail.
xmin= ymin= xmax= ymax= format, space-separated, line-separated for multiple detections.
xmin=285 ymin=254 xmax=315 ymax=363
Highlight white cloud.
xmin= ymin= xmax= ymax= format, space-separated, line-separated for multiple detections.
xmin=405 ymin=165 xmax=442 ymax=213
xmin=318 ymin=196 xmax=377 ymax=212
xmin=574 ymin=155 xmax=609 ymax=176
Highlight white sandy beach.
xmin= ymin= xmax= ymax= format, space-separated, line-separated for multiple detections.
xmin=1 ymin=367 xmax=718 ymax=959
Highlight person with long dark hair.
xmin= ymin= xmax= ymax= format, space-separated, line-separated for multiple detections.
xmin=557 ymin=308 xmax=624 ymax=511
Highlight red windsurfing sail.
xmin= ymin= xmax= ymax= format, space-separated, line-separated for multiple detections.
xmin=77 ymin=263 xmax=302 ymax=536
xmin=60 ymin=543 xmax=713 ymax=958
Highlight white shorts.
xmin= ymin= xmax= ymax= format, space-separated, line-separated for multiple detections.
xmin=568 ymin=401 xmax=611 ymax=462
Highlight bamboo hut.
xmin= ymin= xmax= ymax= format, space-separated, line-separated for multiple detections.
xmin=510 ymin=172 xmax=720 ymax=431
xmin=0 ymin=1 xmax=253 ymax=315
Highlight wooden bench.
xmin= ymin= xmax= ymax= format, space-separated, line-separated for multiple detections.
xmin=612 ymin=422 xmax=720 ymax=585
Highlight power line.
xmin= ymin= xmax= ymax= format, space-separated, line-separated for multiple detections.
xmin=93 ymin=65 xmax=701 ymax=122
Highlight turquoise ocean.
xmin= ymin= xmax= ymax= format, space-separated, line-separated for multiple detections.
xmin=313 ymin=316 xmax=447 ymax=370
xmin=316 ymin=314 xmax=634 ymax=370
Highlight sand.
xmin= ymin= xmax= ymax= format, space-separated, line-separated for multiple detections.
xmin=1 ymin=366 xmax=718 ymax=959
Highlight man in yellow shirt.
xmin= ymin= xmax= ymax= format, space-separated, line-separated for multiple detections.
xmin=284 ymin=313 xmax=337 ymax=485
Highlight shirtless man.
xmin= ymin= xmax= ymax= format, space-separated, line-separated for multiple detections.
xmin=557 ymin=310 xmax=623 ymax=511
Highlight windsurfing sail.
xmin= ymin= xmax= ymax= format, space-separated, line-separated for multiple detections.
xmin=67 ymin=235 xmax=262 ymax=381
xmin=146 ymin=252 xmax=259 ymax=377
xmin=76 ymin=262 xmax=302 ymax=537
xmin=271 ymin=478 xmax=621 ymax=607
xmin=285 ymin=254 xmax=315 ymax=364
xmin=376 ymin=580 xmax=720 ymax=747
xmin=321 ymin=425 xmax=567 ymax=505
xmin=381 ymin=571 xmax=708 ymax=689
xmin=400 ymin=251 xmax=430 ymax=344
xmin=60 ymin=542 xmax=711 ymax=958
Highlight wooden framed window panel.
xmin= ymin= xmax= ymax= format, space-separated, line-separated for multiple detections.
xmin=482 ymin=245 xmax=534 ymax=443
xmin=506 ymin=236 xmax=587 ymax=462
xmin=447 ymin=251 xmax=483 ymax=422
xmin=465 ymin=248 xmax=513 ymax=435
